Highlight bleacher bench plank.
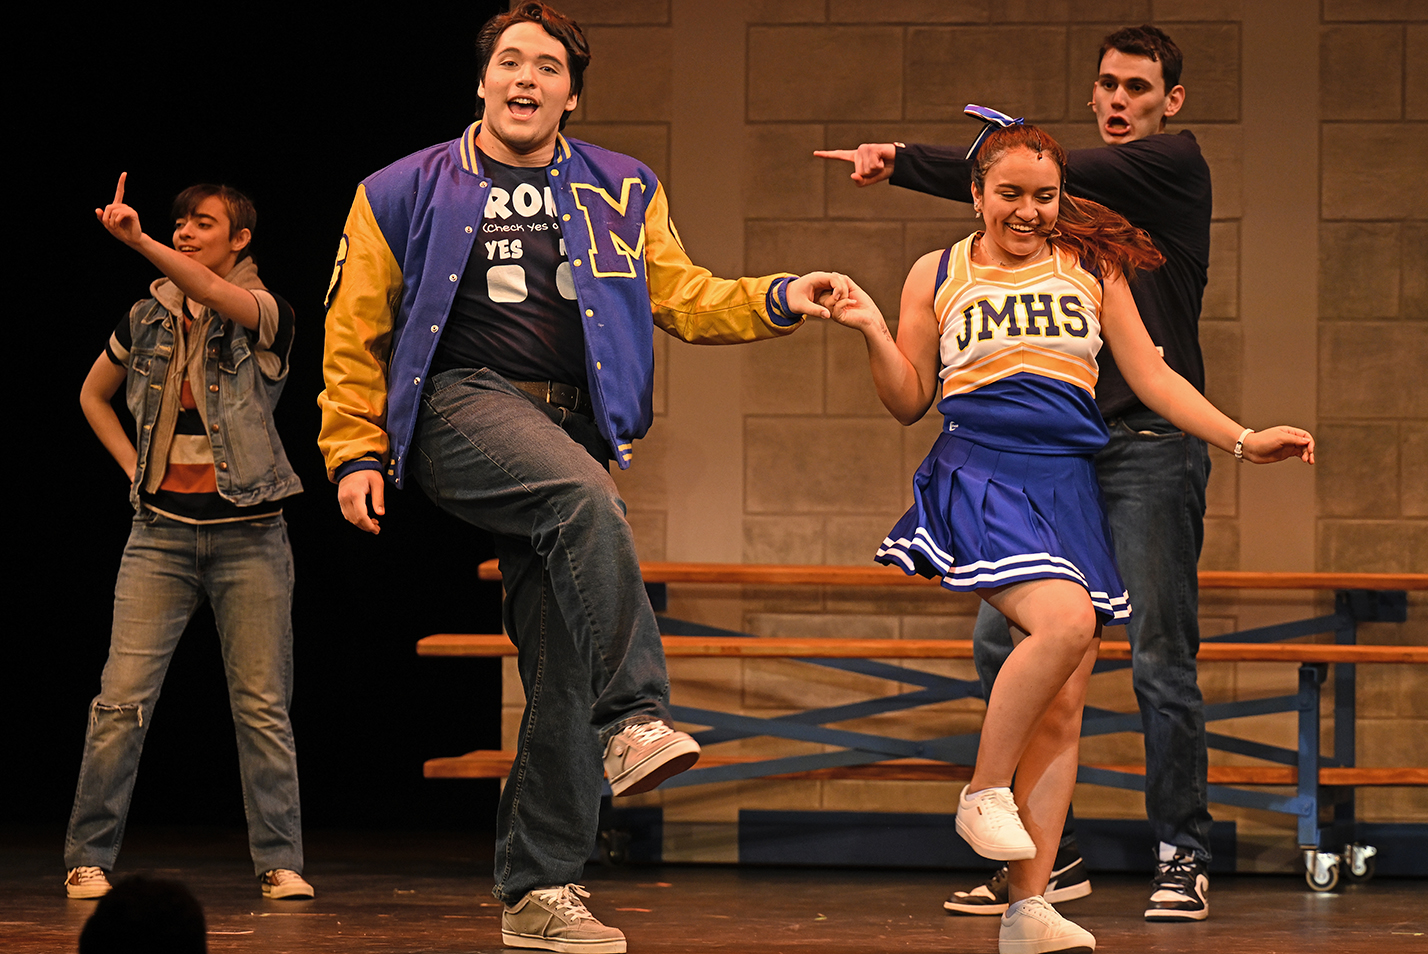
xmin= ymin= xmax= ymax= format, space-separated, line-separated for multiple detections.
xmin=476 ymin=559 xmax=1427 ymax=592
xmin=418 ymin=633 xmax=1428 ymax=665
xmin=424 ymin=749 xmax=1428 ymax=786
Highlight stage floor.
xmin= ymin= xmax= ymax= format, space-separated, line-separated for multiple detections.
xmin=3 ymin=826 xmax=1424 ymax=953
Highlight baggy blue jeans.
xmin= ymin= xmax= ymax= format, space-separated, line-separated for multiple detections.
xmin=972 ymin=407 xmax=1214 ymax=860
xmin=64 ymin=511 xmax=304 ymax=876
xmin=411 ymin=369 xmax=671 ymax=904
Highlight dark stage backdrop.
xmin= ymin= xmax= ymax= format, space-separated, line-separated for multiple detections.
xmin=11 ymin=5 xmax=512 ymax=832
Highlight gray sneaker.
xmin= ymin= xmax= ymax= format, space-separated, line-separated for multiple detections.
xmin=603 ymin=720 xmax=700 ymax=796
xmin=64 ymin=866 xmax=112 ymax=900
xmin=502 ymin=884 xmax=626 ymax=953
xmin=261 ymin=868 xmax=315 ymax=899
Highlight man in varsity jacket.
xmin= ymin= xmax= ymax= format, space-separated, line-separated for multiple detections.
xmin=318 ymin=5 xmax=844 ymax=951
xmin=819 ymin=25 xmax=1216 ymax=923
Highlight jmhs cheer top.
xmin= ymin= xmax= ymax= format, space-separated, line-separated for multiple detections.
xmin=876 ymin=234 xmax=1132 ymax=624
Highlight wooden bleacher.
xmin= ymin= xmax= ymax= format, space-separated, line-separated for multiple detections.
xmin=421 ymin=562 xmax=1428 ymax=788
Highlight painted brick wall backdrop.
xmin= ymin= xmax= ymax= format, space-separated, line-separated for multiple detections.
xmin=514 ymin=0 xmax=1428 ymax=872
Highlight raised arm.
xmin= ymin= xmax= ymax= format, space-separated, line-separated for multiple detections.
xmin=642 ymin=182 xmax=849 ymax=340
xmin=816 ymin=142 xmax=976 ymax=204
xmin=1099 ymin=272 xmax=1314 ymax=464
xmin=826 ymin=254 xmax=943 ymax=426
xmin=79 ymin=354 xmax=137 ymax=480
xmin=96 ymin=173 xmax=261 ymax=330
xmin=813 ymin=143 xmax=899 ymax=187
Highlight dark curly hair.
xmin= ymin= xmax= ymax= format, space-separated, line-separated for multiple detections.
xmin=475 ymin=2 xmax=590 ymax=130
xmin=1100 ymin=24 xmax=1183 ymax=91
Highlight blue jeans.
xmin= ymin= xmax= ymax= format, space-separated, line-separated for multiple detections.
xmin=411 ymin=369 xmax=671 ymax=904
xmin=65 ymin=512 xmax=303 ymax=876
xmin=973 ymin=408 xmax=1213 ymax=860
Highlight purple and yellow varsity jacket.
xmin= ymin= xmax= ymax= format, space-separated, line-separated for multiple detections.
xmin=318 ymin=123 xmax=802 ymax=484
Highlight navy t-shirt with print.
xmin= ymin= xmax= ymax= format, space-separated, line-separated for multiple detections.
xmin=431 ymin=150 xmax=586 ymax=389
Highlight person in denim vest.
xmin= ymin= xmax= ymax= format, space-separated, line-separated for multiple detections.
xmin=64 ymin=175 xmax=311 ymax=903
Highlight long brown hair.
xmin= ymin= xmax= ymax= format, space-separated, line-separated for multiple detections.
xmin=972 ymin=125 xmax=1164 ymax=282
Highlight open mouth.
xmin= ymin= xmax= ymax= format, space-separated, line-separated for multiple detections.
xmin=508 ymin=97 xmax=539 ymax=118
xmin=1105 ymin=116 xmax=1131 ymax=134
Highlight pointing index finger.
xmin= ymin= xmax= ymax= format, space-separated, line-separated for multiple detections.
xmin=114 ymin=171 xmax=127 ymax=206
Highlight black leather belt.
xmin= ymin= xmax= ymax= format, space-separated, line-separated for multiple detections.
xmin=510 ymin=380 xmax=593 ymax=417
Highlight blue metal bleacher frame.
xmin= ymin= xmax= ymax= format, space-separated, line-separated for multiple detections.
xmin=652 ymin=586 xmax=1411 ymax=856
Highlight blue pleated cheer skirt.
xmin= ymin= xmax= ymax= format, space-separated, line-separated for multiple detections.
xmin=876 ymin=432 xmax=1131 ymax=624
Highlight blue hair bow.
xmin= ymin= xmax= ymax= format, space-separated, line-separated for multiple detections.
xmin=964 ymin=104 xmax=1024 ymax=160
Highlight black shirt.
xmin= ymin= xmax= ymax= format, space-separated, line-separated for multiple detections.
xmin=431 ymin=150 xmax=587 ymax=388
xmin=891 ymin=131 xmax=1212 ymax=419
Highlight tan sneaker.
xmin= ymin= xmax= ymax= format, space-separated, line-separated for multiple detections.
xmin=956 ymin=785 xmax=1037 ymax=861
xmin=999 ymin=895 xmax=1095 ymax=954
xmin=502 ymin=884 xmax=626 ymax=953
xmin=65 ymin=866 xmax=112 ymax=899
xmin=603 ymin=720 xmax=700 ymax=796
xmin=260 ymin=869 xmax=315 ymax=899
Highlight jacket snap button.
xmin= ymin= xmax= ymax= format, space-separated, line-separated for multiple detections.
xmin=209 ymin=384 xmax=219 ymax=392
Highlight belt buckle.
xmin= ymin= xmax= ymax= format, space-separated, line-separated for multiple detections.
xmin=548 ymin=382 xmax=580 ymax=411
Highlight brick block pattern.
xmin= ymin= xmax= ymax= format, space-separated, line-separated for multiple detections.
xmin=492 ymin=5 xmax=1428 ymax=864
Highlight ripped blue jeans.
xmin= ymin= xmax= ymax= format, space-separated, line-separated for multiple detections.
xmin=64 ymin=511 xmax=304 ymax=876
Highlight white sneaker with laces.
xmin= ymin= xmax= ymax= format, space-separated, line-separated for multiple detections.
xmin=999 ymin=895 xmax=1095 ymax=954
xmin=65 ymin=866 xmax=112 ymax=900
xmin=502 ymin=884 xmax=627 ymax=953
xmin=956 ymin=785 xmax=1037 ymax=861
xmin=603 ymin=720 xmax=700 ymax=796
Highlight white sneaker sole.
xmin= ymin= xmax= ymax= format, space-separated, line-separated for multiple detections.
xmin=608 ymin=737 xmax=700 ymax=796
xmin=502 ymin=929 xmax=627 ymax=953
xmin=998 ymin=935 xmax=1095 ymax=954
xmin=1144 ymin=903 xmax=1208 ymax=922
xmin=945 ymin=894 xmax=1007 ymax=915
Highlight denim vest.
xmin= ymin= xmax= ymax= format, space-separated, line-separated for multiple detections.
xmin=124 ymin=293 xmax=302 ymax=512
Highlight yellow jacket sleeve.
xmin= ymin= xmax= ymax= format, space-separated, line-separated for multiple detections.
xmin=642 ymin=183 xmax=801 ymax=344
xmin=317 ymin=185 xmax=404 ymax=482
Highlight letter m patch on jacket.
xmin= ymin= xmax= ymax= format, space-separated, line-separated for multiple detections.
xmin=570 ymin=179 xmax=647 ymax=279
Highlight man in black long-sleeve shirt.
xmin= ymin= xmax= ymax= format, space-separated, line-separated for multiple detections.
xmin=819 ymin=25 xmax=1215 ymax=923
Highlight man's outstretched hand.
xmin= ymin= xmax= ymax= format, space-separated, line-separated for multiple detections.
xmin=787 ymin=271 xmax=855 ymax=319
xmin=813 ymin=143 xmax=898 ymax=186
